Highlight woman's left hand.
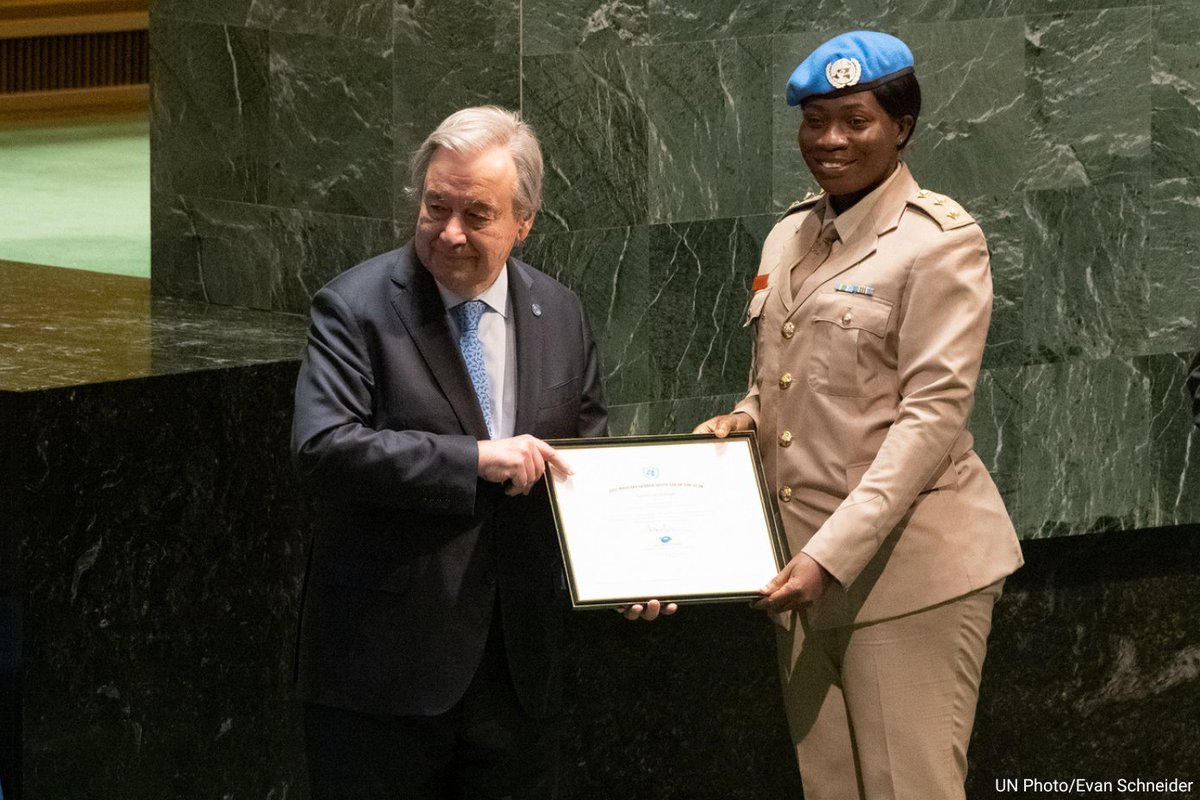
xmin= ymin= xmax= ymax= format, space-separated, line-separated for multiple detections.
xmin=752 ymin=553 xmax=833 ymax=613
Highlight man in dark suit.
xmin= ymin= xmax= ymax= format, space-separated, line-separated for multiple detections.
xmin=292 ymin=106 xmax=606 ymax=799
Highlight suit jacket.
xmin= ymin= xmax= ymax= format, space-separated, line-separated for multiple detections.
xmin=735 ymin=164 xmax=1023 ymax=629
xmin=291 ymin=242 xmax=607 ymax=718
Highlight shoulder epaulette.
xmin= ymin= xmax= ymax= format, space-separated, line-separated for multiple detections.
xmin=779 ymin=190 xmax=824 ymax=221
xmin=907 ymin=188 xmax=975 ymax=231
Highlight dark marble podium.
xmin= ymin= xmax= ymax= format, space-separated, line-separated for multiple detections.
xmin=3 ymin=261 xmax=1198 ymax=799
xmin=0 ymin=261 xmax=311 ymax=799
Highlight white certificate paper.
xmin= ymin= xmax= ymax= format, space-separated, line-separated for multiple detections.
xmin=546 ymin=433 xmax=786 ymax=608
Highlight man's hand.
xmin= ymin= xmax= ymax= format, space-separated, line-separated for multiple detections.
xmin=693 ymin=412 xmax=755 ymax=438
xmin=615 ymin=599 xmax=678 ymax=621
xmin=478 ymin=435 xmax=572 ymax=496
xmin=752 ymin=553 xmax=832 ymax=613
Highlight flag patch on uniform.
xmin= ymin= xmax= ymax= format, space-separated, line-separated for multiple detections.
xmin=752 ymin=274 xmax=769 ymax=292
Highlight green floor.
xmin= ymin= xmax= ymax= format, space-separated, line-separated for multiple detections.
xmin=0 ymin=115 xmax=149 ymax=278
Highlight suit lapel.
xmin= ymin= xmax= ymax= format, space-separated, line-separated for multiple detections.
xmin=388 ymin=244 xmax=491 ymax=439
xmin=507 ymin=259 xmax=543 ymax=436
xmin=790 ymin=163 xmax=919 ymax=311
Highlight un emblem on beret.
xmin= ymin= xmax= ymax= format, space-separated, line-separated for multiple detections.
xmin=825 ymin=57 xmax=862 ymax=89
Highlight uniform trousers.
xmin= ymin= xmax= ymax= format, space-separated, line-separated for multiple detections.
xmin=777 ymin=580 xmax=1003 ymax=800
xmin=303 ymin=605 xmax=559 ymax=800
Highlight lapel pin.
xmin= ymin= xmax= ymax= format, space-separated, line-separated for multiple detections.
xmin=531 ymin=303 xmax=542 ymax=317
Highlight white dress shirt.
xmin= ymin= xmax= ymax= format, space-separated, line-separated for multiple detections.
xmin=436 ymin=267 xmax=517 ymax=439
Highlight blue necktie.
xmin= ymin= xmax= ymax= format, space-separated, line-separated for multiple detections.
xmin=452 ymin=300 xmax=494 ymax=438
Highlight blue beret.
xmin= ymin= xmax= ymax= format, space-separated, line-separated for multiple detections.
xmin=786 ymin=31 xmax=915 ymax=107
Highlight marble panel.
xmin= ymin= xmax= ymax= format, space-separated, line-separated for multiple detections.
xmin=246 ymin=0 xmax=393 ymax=42
xmin=523 ymin=0 xmax=650 ymax=56
xmin=645 ymin=215 xmax=772 ymax=401
xmin=606 ymin=393 xmax=747 ymax=436
xmin=606 ymin=401 xmax=647 ymax=436
xmin=1014 ymin=357 xmax=1153 ymax=539
xmin=1152 ymin=3 xmax=1200 ymax=181
xmin=1146 ymin=178 xmax=1200 ymax=354
xmin=393 ymin=48 xmax=520 ymax=234
xmin=1 ymin=260 xmax=308 ymax=392
xmin=970 ymin=527 xmax=1200 ymax=795
xmin=395 ymin=0 xmax=519 ymax=54
xmin=159 ymin=195 xmax=396 ymax=314
xmin=970 ymin=364 xmax=1023 ymax=521
xmin=1025 ymin=0 xmax=1150 ymax=12
xmin=1023 ymin=9 xmax=1152 ymax=190
xmin=521 ymin=226 xmax=655 ymax=406
xmin=267 ymin=31 xmax=394 ymax=218
xmin=646 ymin=37 xmax=773 ymax=224
xmin=1022 ymin=182 xmax=1149 ymax=364
xmin=9 ymin=364 xmax=308 ymax=799
xmin=771 ymin=0 xmax=1020 ymax=35
xmin=151 ymin=192 xmax=206 ymax=304
xmin=901 ymin=17 xmax=1026 ymax=205
xmin=646 ymin=0 xmax=779 ymax=43
xmin=150 ymin=0 xmax=253 ymax=26
xmin=560 ymin=604 xmax=801 ymax=799
xmin=150 ymin=20 xmax=270 ymax=204
xmin=521 ymin=48 xmax=648 ymax=232
xmin=643 ymin=393 xmax=744 ymax=434
xmin=1139 ymin=352 xmax=1200 ymax=529
xmin=973 ymin=192 xmax=1026 ymax=370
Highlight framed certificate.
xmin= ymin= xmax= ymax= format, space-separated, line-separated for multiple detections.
xmin=544 ymin=432 xmax=788 ymax=609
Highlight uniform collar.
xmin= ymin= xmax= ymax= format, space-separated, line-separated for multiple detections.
xmin=821 ymin=162 xmax=904 ymax=243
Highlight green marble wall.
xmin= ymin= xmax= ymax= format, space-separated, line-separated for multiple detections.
xmin=150 ymin=0 xmax=1200 ymax=539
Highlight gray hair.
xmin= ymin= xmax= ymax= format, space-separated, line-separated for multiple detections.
xmin=409 ymin=106 xmax=543 ymax=219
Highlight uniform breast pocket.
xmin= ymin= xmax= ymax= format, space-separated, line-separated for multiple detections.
xmin=743 ymin=287 xmax=771 ymax=328
xmin=807 ymin=292 xmax=893 ymax=397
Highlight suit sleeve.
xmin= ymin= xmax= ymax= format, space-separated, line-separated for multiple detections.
xmin=577 ymin=297 xmax=609 ymax=438
xmin=291 ymin=286 xmax=479 ymax=514
xmin=802 ymin=222 xmax=992 ymax=588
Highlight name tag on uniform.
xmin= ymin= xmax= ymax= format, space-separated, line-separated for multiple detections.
xmin=835 ymin=282 xmax=875 ymax=296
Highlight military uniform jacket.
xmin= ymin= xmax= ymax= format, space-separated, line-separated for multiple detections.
xmin=735 ymin=163 xmax=1023 ymax=629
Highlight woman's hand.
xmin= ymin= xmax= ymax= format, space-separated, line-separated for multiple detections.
xmin=752 ymin=553 xmax=832 ymax=613
xmin=615 ymin=600 xmax=678 ymax=621
xmin=693 ymin=412 xmax=755 ymax=438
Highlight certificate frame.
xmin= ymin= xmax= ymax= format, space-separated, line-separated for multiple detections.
xmin=544 ymin=431 xmax=788 ymax=609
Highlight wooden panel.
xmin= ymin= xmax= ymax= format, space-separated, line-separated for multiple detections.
xmin=0 ymin=82 xmax=147 ymax=119
xmin=0 ymin=1 xmax=148 ymax=39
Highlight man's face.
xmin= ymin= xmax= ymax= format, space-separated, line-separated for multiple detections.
xmin=414 ymin=146 xmax=534 ymax=298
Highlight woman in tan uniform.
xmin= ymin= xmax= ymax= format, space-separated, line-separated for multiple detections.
xmin=695 ymin=31 xmax=1024 ymax=800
